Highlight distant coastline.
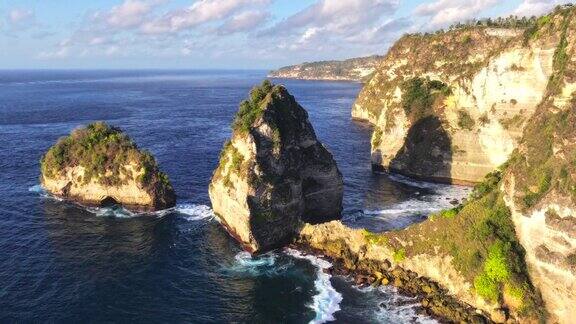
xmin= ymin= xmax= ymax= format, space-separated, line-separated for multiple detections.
xmin=268 ymin=55 xmax=383 ymax=82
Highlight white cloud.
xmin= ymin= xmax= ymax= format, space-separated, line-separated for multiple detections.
xmin=256 ymin=0 xmax=402 ymax=54
xmin=217 ymin=10 xmax=270 ymax=34
xmin=8 ymin=8 xmax=34 ymax=24
xmin=513 ymin=0 xmax=573 ymax=17
xmin=90 ymin=0 xmax=164 ymax=30
xmin=263 ymin=0 xmax=399 ymax=36
xmin=141 ymin=0 xmax=270 ymax=34
xmin=414 ymin=0 xmax=498 ymax=27
xmin=38 ymin=46 xmax=70 ymax=59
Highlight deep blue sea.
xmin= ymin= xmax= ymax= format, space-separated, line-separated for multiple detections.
xmin=0 ymin=70 xmax=469 ymax=323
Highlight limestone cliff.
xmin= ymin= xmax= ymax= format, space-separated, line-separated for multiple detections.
xmin=352 ymin=10 xmax=573 ymax=183
xmin=499 ymin=6 xmax=576 ymax=321
xmin=41 ymin=122 xmax=176 ymax=211
xmin=209 ymin=80 xmax=343 ymax=253
xmin=299 ymin=7 xmax=576 ymax=323
xmin=298 ymin=171 xmax=545 ymax=323
xmin=268 ymin=55 xmax=383 ymax=82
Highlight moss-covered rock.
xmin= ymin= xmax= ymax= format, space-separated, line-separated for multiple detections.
xmin=209 ymin=80 xmax=343 ymax=253
xmin=41 ymin=122 xmax=175 ymax=211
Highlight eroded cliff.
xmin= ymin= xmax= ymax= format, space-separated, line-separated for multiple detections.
xmin=41 ymin=122 xmax=176 ymax=211
xmin=209 ymin=80 xmax=343 ymax=253
xmin=353 ymin=10 xmax=572 ymax=183
xmin=300 ymin=6 xmax=576 ymax=323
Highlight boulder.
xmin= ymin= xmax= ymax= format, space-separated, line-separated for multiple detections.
xmin=209 ymin=80 xmax=343 ymax=253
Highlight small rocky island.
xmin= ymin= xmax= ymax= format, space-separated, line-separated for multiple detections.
xmin=209 ymin=80 xmax=343 ymax=253
xmin=41 ymin=122 xmax=176 ymax=211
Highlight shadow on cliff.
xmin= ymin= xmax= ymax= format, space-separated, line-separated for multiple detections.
xmin=385 ymin=116 xmax=453 ymax=183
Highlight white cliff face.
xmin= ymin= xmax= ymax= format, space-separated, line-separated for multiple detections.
xmin=354 ymin=28 xmax=556 ymax=183
xmin=42 ymin=164 xmax=155 ymax=209
xmin=503 ymin=178 xmax=576 ymax=323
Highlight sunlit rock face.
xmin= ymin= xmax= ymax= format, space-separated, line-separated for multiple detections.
xmin=353 ymin=21 xmax=563 ymax=184
xmin=41 ymin=122 xmax=176 ymax=211
xmin=209 ymin=81 xmax=343 ymax=253
xmin=348 ymin=6 xmax=576 ymax=323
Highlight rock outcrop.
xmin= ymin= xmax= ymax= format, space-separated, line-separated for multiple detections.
xmin=298 ymin=7 xmax=576 ymax=323
xmin=268 ymin=55 xmax=383 ymax=82
xmin=41 ymin=122 xmax=176 ymax=211
xmin=298 ymin=171 xmax=546 ymax=323
xmin=499 ymin=7 xmax=576 ymax=321
xmin=209 ymin=80 xmax=343 ymax=253
xmin=352 ymin=9 xmax=575 ymax=184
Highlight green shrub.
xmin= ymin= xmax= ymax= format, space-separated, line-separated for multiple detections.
xmin=401 ymin=77 xmax=451 ymax=122
xmin=41 ymin=121 xmax=172 ymax=191
xmin=474 ymin=272 xmax=500 ymax=301
xmin=232 ymin=80 xmax=275 ymax=132
xmin=362 ymin=229 xmax=388 ymax=246
xmin=393 ymin=248 xmax=406 ymax=262
xmin=457 ymin=109 xmax=475 ymax=130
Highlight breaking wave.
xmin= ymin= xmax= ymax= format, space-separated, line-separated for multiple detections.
xmin=286 ymin=249 xmax=343 ymax=324
xmin=375 ymin=285 xmax=438 ymax=324
xmin=174 ymin=204 xmax=214 ymax=221
xmin=224 ymin=251 xmax=291 ymax=277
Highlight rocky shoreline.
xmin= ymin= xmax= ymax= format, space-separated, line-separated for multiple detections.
xmin=291 ymin=242 xmax=494 ymax=323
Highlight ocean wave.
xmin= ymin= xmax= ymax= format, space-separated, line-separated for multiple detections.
xmin=363 ymin=175 xmax=469 ymax=219
xmin=387 ymin=173 xmax=451 ymax=190
xmin=285 ymin=248 xmax=343 ymax=324
xmin=225 ymin=251 xmax=288 ymax=276
xmin=375 ymin=286 xmax=438 ymax=324
xmin=174 ymin=204 xmax=214 ymax=221
xmin=86 ymin=206 xmax=136 ymax=218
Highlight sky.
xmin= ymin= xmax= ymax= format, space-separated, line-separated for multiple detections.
xmin=0 ymin=0 xmax=571 ymax=69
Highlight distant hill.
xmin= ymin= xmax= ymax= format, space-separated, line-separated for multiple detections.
xmin=268 ymin=55 xmax=384 ymax=82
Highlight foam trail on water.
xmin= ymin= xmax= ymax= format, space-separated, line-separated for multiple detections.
xmin=175 ymin=204 xmax=214 ymax=221
xmin=225 ymin=251 xmax=284 ymax=276
xmin=286 ymin=248 xmax=343 ymax=324
xmin=28 ymin=184 xmax=44 ymax=193
xmin=86 ymin=206 xmax=136 ymax=218
xmin=364 ymin=174 xmax=470 ymax=220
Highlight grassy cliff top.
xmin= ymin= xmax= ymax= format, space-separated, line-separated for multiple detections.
xmin=41 ymin=122 xmax=171 ymax=190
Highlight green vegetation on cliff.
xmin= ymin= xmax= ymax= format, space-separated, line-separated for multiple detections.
xmin=41 ymin=122 xmax=172 ymax=191
xmin=233 ymin=80 xmax=275 ymax=132
xmin=401 ymin=77 xmax=451 ymax=122
xmin=361 ymin=170 xmax=544 ymax=319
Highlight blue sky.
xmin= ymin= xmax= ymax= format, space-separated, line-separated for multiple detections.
xmin=0 ymin=0 xmax=570 ymax=69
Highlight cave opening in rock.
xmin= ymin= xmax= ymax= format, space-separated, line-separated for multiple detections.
xmin=100 ymin=196 xmax=120 ymax=208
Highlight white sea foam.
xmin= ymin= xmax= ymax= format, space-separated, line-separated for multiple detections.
xmin=226 ymin=251 xmax=282 ymax=276
xmin=375 ymin=285 xmax=438 ymax=324
xmin=285 ymin=248 xmax=343 ymax=324
xmin=175 ymin=204 xmax=214 ymax=221
xmin=364 ymin=174 xmax=470 ymax=220
xmin=86 ymin=206 xmax=136 ymax=218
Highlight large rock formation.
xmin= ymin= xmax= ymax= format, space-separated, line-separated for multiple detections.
xmin=299 ymin=6 xmax=576 ymax=323
xmin=268 ymin=55 xmax=383 ymax=82
xmin=209 ymin=80 xmax=343 ymax=253
xmin=41 ymin=122 xmax=176 ymax=211
xmin=352 ymin=9 xmax=573 ymax=184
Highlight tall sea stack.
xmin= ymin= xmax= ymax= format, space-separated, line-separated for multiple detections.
xmin=209 ymin=80 xmax=343 ymax=253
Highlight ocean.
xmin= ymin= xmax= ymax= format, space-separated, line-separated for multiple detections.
xmin=0 ymin=70 xmax=469 ymax=323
